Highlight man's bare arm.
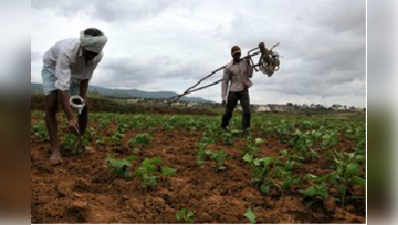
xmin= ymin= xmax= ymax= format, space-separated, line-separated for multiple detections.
xmin=58 ymin=90 xmax=79 ymax=133
xmin=58 ymin=91 xmax=73 ymax=120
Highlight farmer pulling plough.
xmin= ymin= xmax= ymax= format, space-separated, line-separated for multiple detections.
xmin=171 ymin=42 xmax=281 ymax=133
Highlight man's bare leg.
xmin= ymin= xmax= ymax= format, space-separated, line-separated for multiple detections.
xmin=45 ymin=91 xmax=63 ymax=165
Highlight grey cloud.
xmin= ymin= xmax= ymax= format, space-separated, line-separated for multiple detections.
xmin=31 ymin=0 xmax=366 ymax=106
xmin=32 ymin=0 xmax=183 ymax=22
xmin=96 ymin=56 xmax=207 ymax=89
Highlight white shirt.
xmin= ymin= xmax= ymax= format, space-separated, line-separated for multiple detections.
xmin=43 ymin=38 xmax=103 ymax=91
xmin=221 ymin=58 xmax=253 ymax=101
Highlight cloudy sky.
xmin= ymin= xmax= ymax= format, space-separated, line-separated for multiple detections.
xmin=31 ymin=0 xmax=365 ymax=107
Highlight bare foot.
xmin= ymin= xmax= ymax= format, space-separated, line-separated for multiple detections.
xmin=50 ymin=150 xmax=63 ymax=165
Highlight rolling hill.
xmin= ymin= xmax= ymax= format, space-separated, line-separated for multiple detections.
xmin=31 ymin=83 xmax=213 ymax=103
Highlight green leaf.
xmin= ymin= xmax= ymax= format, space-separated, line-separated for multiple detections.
xmin=305 ymin=174 xmax=317 ymax=180
xmin=346 ymin=163 xmax=359 ymax=176
xmin=161 ymin=166 xmax=177 ymax=177
xmin=262 ymin=157 xmax=274 ymax=167
xmin=143 ymin=157 xmax=162 ymax=166
xmin=346 ymin=152 xmax=355 ymax=160
xmin=125 ymin=155 xmax=137 ymax=163
xmin=204 ymin=150 xmax=213 ymax=155
xmin=301 ymin=186 xmax=317 ymax=197
xmin=254 ymin=138 xmax=265 ymax=146
xmin=283 ymin=179 xmax=291 ymax=190
xmin=105 ymin=154 xmax=133 ymax=178
xmin=196 ymin=159 xmax=204 ymax=165
xmin=143 ymin=174 xmax=157 ymax=187
xmin=293 ymin=177 xmax=301 ymax=185
xmin=127 ymin=138 xmax=135 ymax=147
xmin=135 ymin=133 xmax=152 ymax=146
xmin=253 ymin=157 xmax=274 ymax=167
xmin=186 ymin=211 xmax=195 ymax=219
xmin=353 ymin=176 xmax=366 ymax=186
xmin=260 ymin=184 xmax=270 ymax=195
xmin=231 ymin=129 xmax=241 ymax=135
xmin=176 ymin=207 xmax=194 ymax=223
xmin=253 ymin=158 xmax=262 ymax=167
xmin=176 ymin=208 xmax=185 ymax=221
xmin=244 ymin=208 xmax=256 ymax=224
xmin=243 ymin=153 xmax=253 ymax=164
xmin=355 ymin=155 xmax=365 ymax=163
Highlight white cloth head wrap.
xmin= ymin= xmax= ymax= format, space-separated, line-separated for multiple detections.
xmin=80 ymin=31 xmax=108 ymax=53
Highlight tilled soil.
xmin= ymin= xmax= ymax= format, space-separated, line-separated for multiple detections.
xmin=31 ymin=119 xmax=365 ymax=224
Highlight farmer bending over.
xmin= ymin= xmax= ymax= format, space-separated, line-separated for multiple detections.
xmin=221 ymin=45 xmax=253 ymax=132
xmin=42 ymin=28 xmax=107 ymax=165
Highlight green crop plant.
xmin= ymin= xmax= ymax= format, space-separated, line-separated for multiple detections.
xmin=328 ymin=151 xmax=365 ymax=205
xmin=61 ymin=134 xmax=88 ymax=155
xmin=244 ymin=208 xmax=256 ymax=224
xmin=135 ymin=133 xmax=153 ymax=146
xmin=127 ymin=138 xmax=135 ymax=149
xmin=105 ymin=154 xmax=136 ymax=178
xmin=128 ymin=133 xmax=153 ymax=149
xmin=108 ymin=130 xmax=125 ymax=147
xmin=118 ymin=124 xmax=129 ymax=133
xmin=32 ymin=122 xmax=48 ymax=141
xmin=242 ymin=143 xmax=259 ymax=157
xmin=280 ymin=170 xmax=301 ymax=191
xmin=354 ymin=138 xmax=366 ymax=155
xmin=251 ymin=156 xmax=281 ymax=195
xmin=281 ymin=149 xmax=304 ymax=166
xmin=196 ymin=136 xmax=214 ymax=165
xmin=135 ymin=157 xmax=162 ymax=188
xmin=161 ymin=166 xmax=177 ymax=177
xmin=198 ymin=136 xmax=215 ymax=147
xmin=196 ymin=148 xmax=230 ymax=171
xmin=162 ymin=122 xmax=175 ymax=131
xmin=276 ymin=120 xmax=294 ymax=143
xmin=286 ymin=129 xmax=319 ymax=162
xmin=254 ymin=137 xmax=266 ymax=146
xmin=85 ymin=127 xmax=96 ymax=141
xmin=321 ymin=130 xmax=339 ymax=149
xmin=302 ymin=151 xmax=365 ymax=206
xmin=299 ymin=120 xmax=314 ymax=130
xmin=176 ymin=207 xmax=195 ymax=223
xmin=210 ymin=149 xmax=230 ymax=171
xmin=243 ymin=153 xmax=254 ymax=165
xmin=135 ymin=157 xmax=177 ymax=188
xmin=98 ymin=118 xmax=110 ymax=128
xmin=221 ymin=131 xmax=234 ymax=145
xmin=196 ymin=149 xmax=213 ymax=165
xmin=299 ymin=183 xmax=329 ymax=207
xmin=61 ymin=134 xmax=75 ymax=152
xmin=307 ymin=148 xmax=319 ymax=162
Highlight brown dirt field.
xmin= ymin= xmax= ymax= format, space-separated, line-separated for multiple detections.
xmin=31 ymin=116 xmax=365 ymax=224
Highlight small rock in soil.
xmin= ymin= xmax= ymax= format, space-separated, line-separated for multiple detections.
xmin=56 ymin=180 xmax=74 ymax=197
xmin=198 ymin=212 xmax=212 ymax=222
xmin=323 ymin=196 xmax=336 ymax=213
xmin=241 ymin=187 xmax=257 ymax=201
xmin=67 ymin=200 xmax=88 ymax=222
xmin=85 ymin=146 xmax=96 ymax=154
xmin=71 ymin=200 xmax=87 ymax=209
